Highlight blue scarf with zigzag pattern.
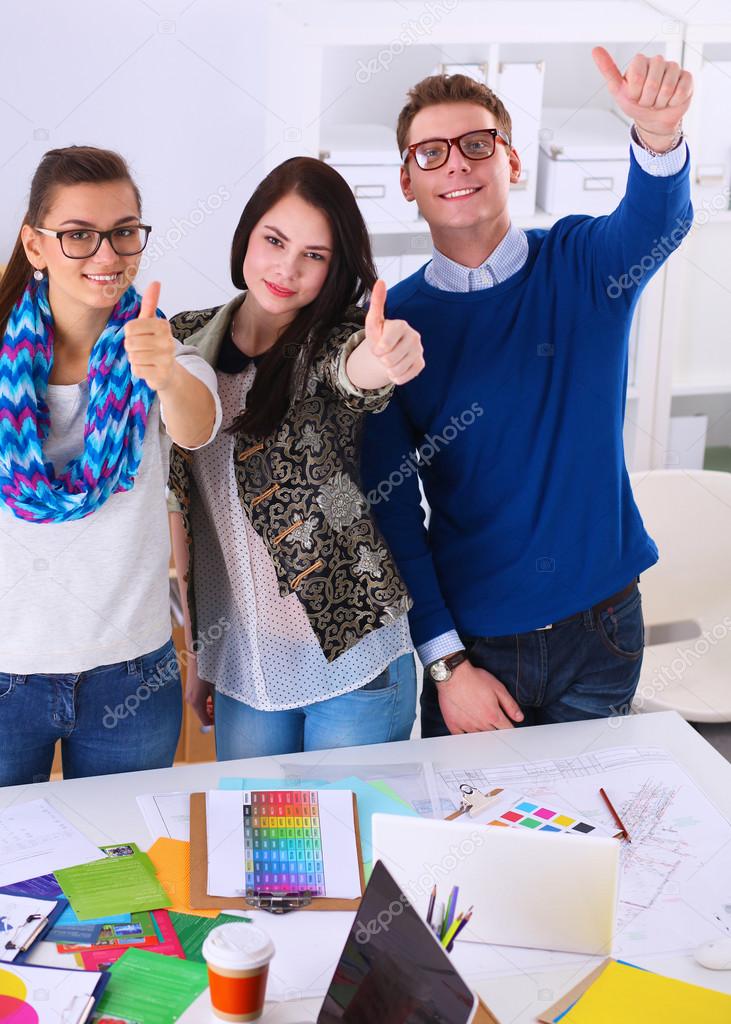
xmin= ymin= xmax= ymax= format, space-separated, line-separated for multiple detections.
xmin=0 ymin=277 xmax=155 ymax=523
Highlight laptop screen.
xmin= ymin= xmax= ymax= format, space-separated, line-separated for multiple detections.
xmin=317 ymin=860 xmax=476 ymax=1024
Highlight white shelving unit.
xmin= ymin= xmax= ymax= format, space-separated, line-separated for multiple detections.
xmin=645 ymin=2 xmax=731 ymax=463
xmin=261 ymin=0 xmax=729 ymax=470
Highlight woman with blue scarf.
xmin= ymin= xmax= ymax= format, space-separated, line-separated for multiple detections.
xmin=0 ymin=146 xmax=222 ymax=785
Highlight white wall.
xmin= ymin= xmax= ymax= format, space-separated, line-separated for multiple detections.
xmin=0 ymin=0 xmax=269 ymax=315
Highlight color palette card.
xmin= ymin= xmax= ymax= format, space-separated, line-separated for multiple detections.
xmin=207 ymin=789 xmax=362 ymax=900
xmin=244 ymin=789 xmax=325 ymax=895
xmin=470 ymin=788 xmax=606 ymax=837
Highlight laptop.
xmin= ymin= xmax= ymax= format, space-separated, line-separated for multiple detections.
xmin=302 ymin=859 xmax=485 ymax=1024
xmin=371 ymin=813 xmax=619 ymax=955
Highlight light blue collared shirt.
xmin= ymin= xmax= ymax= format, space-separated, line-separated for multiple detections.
xmin=418 ymin=128 xmax=688 ymax=668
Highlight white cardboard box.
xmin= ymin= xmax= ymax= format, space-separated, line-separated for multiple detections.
xmin=497 ymin=61 xmax=545 ymax=217
xmin=537 ymin=107 xmax=630 ymax=215
xmin=694 ymin=59 xmax=731 ymax=206
xmin=320 ymin=123 xmax=419 ymax=227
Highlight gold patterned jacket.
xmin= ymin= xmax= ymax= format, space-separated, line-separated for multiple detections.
xmin=168 ymin=293 xmax=412 ymax=662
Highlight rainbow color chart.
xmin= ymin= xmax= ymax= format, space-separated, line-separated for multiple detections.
xmin=488 ymin=799 xmax=599 ymax=835
xmin=243 ymin=790 xmax=325 ymax=896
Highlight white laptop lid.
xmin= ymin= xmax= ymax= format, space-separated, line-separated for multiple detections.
xmin=371 ymin=813 xmax=619 ymax=955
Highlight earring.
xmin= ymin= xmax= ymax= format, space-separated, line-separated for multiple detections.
xmin=33 ymin=269 xmax=44 ymax=281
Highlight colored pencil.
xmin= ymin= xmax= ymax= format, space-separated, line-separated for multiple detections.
xmin=599 ymin=786 xmax=631 ymax=842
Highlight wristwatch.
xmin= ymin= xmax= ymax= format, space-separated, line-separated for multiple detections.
xmin=427 ymin=650 xmax=467 ymax=684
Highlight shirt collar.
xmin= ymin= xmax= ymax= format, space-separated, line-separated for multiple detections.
xmin=424 ymin=223 xmax=529 ymax=292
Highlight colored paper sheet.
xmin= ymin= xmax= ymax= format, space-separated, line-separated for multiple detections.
xmin=55 ymin=843 xmax=170 ymax=921
xmin=94 ymin=946 xmax=208 ymax=1024
xmin=168 ymin=911 xmax=247 ymax=962
xmin=146 ymin=838 xmax=219 ymax=918
xmin=0 ymin=872 xmax=63 ymax=900
xmin=562 ymin=959 xmax=731 ymax=1023
xmin=219 ymin=776 xmax=327 ymax=790
xmin=78 ymin=910 xmax=184 ymax=971
xmin=56 ymin=910 xmax=158 ymax=952
xmin=322 ymin=776 xmax=421 ymax=868
xmin=369 ymin=779 xmax=418 ymax=811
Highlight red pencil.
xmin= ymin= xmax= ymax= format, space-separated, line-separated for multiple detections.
xmin=599 ymin=787 xmax=631 ymax=842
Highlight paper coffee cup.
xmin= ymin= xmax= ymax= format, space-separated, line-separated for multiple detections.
xmin=202 ymin=923 xmax=275 ymax=1022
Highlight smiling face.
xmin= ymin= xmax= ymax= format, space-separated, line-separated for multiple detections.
xmin=242 ymin=192 xmax=333 ymax=321
xmin=22 ymin=180 xmax=144 ymax=314
xmin=400 ymin=101 xmax=521 ymax=237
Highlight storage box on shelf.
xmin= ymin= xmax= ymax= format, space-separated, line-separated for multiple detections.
xmin=537 ymin=107 xmax=630 ymax=215
xmin=320 ymin=123 xmax=421 ymax=228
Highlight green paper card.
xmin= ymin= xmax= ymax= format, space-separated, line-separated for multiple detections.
xmin=168 ymin=911 xmax=248 ymax=962
xmin=94 ymin=947 xmax=208 ymax=1024
xmin=56 ymin=843 xmax=171 ymax=921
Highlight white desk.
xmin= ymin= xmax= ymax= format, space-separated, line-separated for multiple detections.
xmin=3 ymin=710 xmax=731 ymax=1022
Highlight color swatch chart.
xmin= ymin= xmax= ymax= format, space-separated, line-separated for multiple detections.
xmin=488 ymin=798 xmax=599 ymax=835
xmin=243 ymin=790 xmax=325 ymax=895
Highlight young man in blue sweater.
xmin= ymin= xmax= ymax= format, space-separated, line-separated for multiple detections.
xmin=361 ymin=47 xmax=694 ymax=734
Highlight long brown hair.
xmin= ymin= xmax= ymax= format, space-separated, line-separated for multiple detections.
xmin=228 ymin=156 xmax=377 ymax=438
xmin=0 ymin=146 xmax=142 ymax=338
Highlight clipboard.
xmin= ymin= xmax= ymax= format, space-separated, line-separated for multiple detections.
xmin=189 ymin=792 xmax=365 ymax=911
xmin=445 ymin=784 xmax=505 ymax=820
xmin=1 ymin=897 xmax=69 ymax=963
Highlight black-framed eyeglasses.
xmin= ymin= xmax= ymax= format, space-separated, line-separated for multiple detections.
xmin=35 ymin=224 xmax=152 ymax=259
xmin=401 ymin=129 xmax=511 ymax=171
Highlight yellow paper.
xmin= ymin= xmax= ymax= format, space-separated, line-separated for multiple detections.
xmin=563 ymin=960 xmax=731 ymax=1024
xmin=147 ymin=838 xmax=220 ymax=919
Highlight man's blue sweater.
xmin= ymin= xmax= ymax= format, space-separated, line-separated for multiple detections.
xmin=361 ymin=151 xmax=693 ymax=650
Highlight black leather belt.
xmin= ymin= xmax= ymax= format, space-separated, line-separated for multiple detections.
xmin=535 ymin=578 xmax=639 ymax=632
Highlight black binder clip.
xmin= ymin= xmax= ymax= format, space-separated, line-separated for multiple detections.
xmin=244 ymin=890 xmax=313 ymax=914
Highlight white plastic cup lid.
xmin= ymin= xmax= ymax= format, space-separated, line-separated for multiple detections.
xmin=202 ymin=923 xmax=275 ymax=971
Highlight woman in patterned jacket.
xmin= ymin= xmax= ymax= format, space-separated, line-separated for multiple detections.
xmin=169 ymin=156 xmax=424 ymax=758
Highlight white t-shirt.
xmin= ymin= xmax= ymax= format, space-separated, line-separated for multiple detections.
xmin=0 ymin=344 xmax=222 ymax=675
xmin=191 ymin=365 xmax=413 ymax=711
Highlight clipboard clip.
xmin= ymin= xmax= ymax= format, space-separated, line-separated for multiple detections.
xmin=4 ymin=913 xmax=47 ymax=953
xmin=245 ymin=890 xmax=313 ymax=914
xmin=458 ymin=784 xmax=501 ymax=818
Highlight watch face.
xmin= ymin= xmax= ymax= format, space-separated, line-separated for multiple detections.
xmin=431 ymin=661 xmax=450 ymax=682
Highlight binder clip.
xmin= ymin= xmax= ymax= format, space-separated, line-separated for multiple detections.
xmin=458 ymin=784 xmax=501 ymax=818
xmin=245 ymin=890 xmax=313 ymax=914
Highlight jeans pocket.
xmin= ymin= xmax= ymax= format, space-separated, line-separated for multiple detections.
xmin=597 ymin=589 xmax=645 ymax=661
xmin=139 ymin=641 xmax=181 ymax=691
xmin=0 ymin=674 xmax=15 ymax=700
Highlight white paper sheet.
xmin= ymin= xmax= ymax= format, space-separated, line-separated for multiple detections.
xmin=0 ymin=960 xmax=103 ymax=1023
xmin=0 ymin=894 xmax=58 ymax=961
xmin=0 ymin=799 xmax=105 ymax=887
xmin=136 ymin=791 xmax=191 ymax=842
xmin=437 ymin=746 xmax=731 ymax=966
xmin=206 ymin=790 xmax=362 ymax=900
xmin=246 ymin=909 xmax=355 ymax=1001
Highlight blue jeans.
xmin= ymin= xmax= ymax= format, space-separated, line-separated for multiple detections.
xmin=214 ymin=653 xmax=417 ymax=760
xmin=421 ymin=584 xmax=645 ymax=735
xmin=0 ymin=639 xmax=183 ymax=785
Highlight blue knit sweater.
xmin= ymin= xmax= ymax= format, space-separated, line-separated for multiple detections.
xmin=361 ymin=150 xmax=693 ymax=649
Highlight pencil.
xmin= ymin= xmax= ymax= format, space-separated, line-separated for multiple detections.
xmin=426 ymin=884 xmax=437 ymax=927
xmin=446 ymin=910 xmax=473 ymax=951
xmin=599 ymin=786 xmax=631 ymax=842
